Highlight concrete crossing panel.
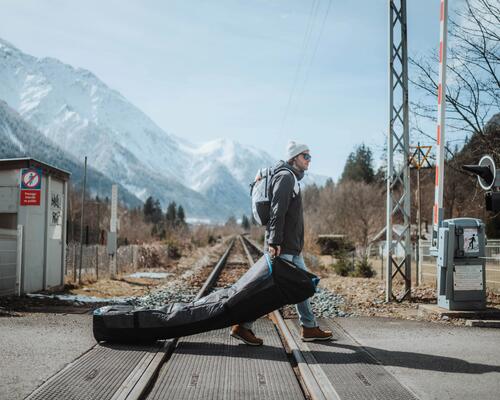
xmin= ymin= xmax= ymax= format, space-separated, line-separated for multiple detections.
xmin=286 ymin=319 xmax=418 ymax=400
xmin=26 ymin=343 xmax=163 ymax=400
xmin=146 ymin=318 xmax=304 ymax=400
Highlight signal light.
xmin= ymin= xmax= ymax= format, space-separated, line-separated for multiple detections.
xmin=485 ymin=192 xmax=500 ymax=212
xmin=462 ymin=155 xmax=500 ymax=212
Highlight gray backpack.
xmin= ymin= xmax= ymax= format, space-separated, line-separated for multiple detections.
xmin=250 ymin=166 xmax=299 ymax=225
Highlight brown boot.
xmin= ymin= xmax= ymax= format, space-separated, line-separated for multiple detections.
xmin=301 ymin=326 xmax=333 ymax=342
xmin=230 ymin=325 xmax=264 ymax=346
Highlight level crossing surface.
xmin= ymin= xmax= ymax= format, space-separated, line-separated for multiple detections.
xmin=287 ymin=319 xmax=418 ymax=400
xmin=12 ymin=236 xmax=500 ymax=399
xmin=145 ymin=318 xmax=303 ymax=400
xmin=26 ymin=342 xmax=166 ymax=400
xmin=8 ymin=310 xmax=500 ymax=400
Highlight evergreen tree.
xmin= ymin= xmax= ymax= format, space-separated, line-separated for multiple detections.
xmin=144 ymin=196 xmax=162 ymax=224
xmin=151 ymin=199 xmax=163 ymax=224
xmin=151 ymin=224 xmax=158 ymax=237
xmin=143 ymin=196 xmax=155 ymax=223
xmin=374 ymin=166 xmax=386 ymax=184
xmin=339 ymin=144 xmax=375 ymax=184
xmin=324 ymin=177 xmax=335 ymax=189
xmin=177 ymin=205 xmax=186 ymax=225
xmin=166 ymin=201 xmax=177 ymax=225
xmin=241 ymin=214 xmax=250 ymax=230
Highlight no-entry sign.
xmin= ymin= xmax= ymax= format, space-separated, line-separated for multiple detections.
xmin=21 ymin=168 xmax=42 ymax=190
xmin=20 ymin=168 xmax=42 ymax=206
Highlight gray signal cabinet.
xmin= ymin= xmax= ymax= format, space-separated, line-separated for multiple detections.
xmin=0 ymin=158 xmax=70 ymax=295
xmin=437 ymin=218 xmax=486 ymax=310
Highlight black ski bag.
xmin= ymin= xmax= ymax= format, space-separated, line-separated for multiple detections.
xmin=93 ymin=254 xmax=318 ymax=343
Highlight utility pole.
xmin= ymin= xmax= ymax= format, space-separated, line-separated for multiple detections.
xmin=78 ymin=156 xmax=87 ymax=284
xmin=96 ymin=200 xmax=100 ymax=281
xmin=417 ymin=160 xmax=422 ymax=285
xmin=109 ymin=184 xmax=118 ymax=279
xmin=409 ymin=144 xmax=432 ymax=286
xmin=386 ymin=0 xmax=411 ymax=302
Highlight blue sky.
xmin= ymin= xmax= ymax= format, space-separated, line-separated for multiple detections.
xmin=0 ymin=0 xmax=462 ymax=179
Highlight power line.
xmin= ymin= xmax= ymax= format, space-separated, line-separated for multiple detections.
xmin=279 ymin=0 xmax=321 ymax=136
xmin=292 ymin=0 xmax=332 ymax=117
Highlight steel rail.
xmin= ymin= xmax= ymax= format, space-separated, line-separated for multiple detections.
xmin=129 ymin=237 xmax=236 ymax=400
xmin=26 ymin=237 xmax=238 ymax=400
xmin=240 ymin=235 xmax=340 ymax=400
xmin=197 ymin=238 xmax=235 ymax=300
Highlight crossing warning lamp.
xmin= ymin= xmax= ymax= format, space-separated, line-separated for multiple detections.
xmin=462 ymin=155 xmax=500 ymax=212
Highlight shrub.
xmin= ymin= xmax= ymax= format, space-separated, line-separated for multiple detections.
xmin=164 ymin=238 xmax=182 ymax=259
xmin=167 ymin=244 xmax=182 ymax=259
xmin=332 ymin=251 xmax=354 ymax=276
xmin=353 ymin=257 xmax=375 ymax=278
xmin=138 ymin=246 xmax=162 ymax=269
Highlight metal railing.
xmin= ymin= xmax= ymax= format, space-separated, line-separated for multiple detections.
xmin=368 ymin=239 xmax=500 ymax=291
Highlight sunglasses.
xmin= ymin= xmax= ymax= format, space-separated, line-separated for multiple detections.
xmin=300 ymin=153 xmax=312 ymax=161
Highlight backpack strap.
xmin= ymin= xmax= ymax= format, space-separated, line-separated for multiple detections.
xmin=291 ymin=172 xmax=300 ymax=198
xmin=272 ymin=167 xmax=300 ymax=198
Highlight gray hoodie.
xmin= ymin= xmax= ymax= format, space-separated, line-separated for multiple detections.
xmin=266 ymin=161 xmax=304 ymax=255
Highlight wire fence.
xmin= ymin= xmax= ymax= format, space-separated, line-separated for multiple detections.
xmin=419 ymin=240 xmax=500 ymax=290
xmin=64 ymin=243 xmax=164 ymax=282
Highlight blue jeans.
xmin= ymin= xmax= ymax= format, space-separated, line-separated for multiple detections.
xmin=241 ymin=253 xmax=317 ymax=330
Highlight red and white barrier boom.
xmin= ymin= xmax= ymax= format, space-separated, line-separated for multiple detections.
xmin=432 ymin=0 xmax=448 ymax=251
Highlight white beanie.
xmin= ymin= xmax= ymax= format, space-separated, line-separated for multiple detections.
xmin=286 ymin=140 xmax=309 ymax=161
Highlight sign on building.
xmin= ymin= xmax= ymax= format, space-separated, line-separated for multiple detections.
xmin=20 ymin=168 xmax=42 ymax=206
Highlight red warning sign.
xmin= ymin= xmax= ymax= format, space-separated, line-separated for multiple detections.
xmin=20 ymin=190 xmax=41 ymax=206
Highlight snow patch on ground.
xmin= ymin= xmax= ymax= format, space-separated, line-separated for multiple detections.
xmin=27 ymin=293 xmax=133 ymax=304
xmin=127 ymin=272 xmax=171 ymax=279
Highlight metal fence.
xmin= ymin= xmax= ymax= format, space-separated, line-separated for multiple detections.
xmin=368 ymin=240 xmax=500 ymax=291
xmin=65 ymin=243 xmax=142 ymax=281
xmin=419 ymin=240 xmax=500 ymax=290
xmin=0 ymin=228 xmax=20 ymax=296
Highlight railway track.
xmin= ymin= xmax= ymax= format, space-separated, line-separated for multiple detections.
xmin=240 ymin=235 xmax=339 ymax=400
xmin=26 ymin=235 xmax=418 ymax=400
xmin=27 ymin=236 xmax=321 ymax=400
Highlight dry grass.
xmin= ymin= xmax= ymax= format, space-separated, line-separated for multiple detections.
xmin=320 ymin=268 xmax=500 ymax=325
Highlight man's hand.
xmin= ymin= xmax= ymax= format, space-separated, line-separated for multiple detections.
xmin=268 ymin=244 xmax=281 ymax=258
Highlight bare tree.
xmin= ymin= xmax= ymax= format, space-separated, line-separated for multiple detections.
xmin=410 ymin=0 xmax=499 ymax=136
xmin=303 ymin=180 xmax=385 ymax=256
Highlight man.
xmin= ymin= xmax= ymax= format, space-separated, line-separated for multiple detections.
xmin=231 ymin=141 xmax=333 ymax=345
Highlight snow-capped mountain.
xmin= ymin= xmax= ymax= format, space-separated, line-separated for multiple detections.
xmin=0 ymin=100 xmax=142 ymax=207
xmin=0 ymin=39 xmax=235 ymax=219
xmin=0 ymin=39 xmax=329 ymax=221
xmin=0 ymin=39 xmax=187 ymax=179
xmin=181 ymin=137 xmax=328 ymax=191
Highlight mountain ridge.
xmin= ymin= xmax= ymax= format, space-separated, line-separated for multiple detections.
xmin=0 ymin=38 xmax=329 ymax=221
xmin=0 ymin=100 xmax=143 ymax=208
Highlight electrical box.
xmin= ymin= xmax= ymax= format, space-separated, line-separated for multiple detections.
xmin=107 ymin=231 xmax=117 ymax=256
xmin=437 ymin=217 xmax=486 ymax=310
